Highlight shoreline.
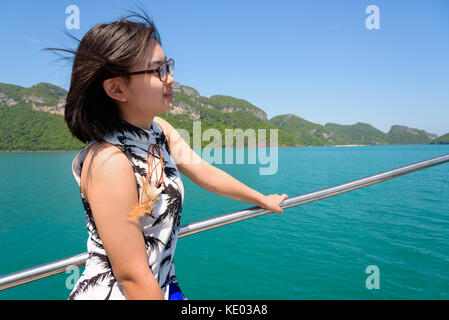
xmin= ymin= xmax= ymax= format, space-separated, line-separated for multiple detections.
xmin=1 ymin=143 xmax=445 ymax=153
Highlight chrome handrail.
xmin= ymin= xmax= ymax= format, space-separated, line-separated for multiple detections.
xmin=1 ymin=153 xmax=448 ymax=291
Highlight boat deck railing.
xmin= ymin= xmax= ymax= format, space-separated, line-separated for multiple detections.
xmin=1 ymin=153 xmax=448 ymax=291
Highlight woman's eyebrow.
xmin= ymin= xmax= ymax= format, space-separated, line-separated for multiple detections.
xmin=148 ymin=56 xmax=167 ymax=67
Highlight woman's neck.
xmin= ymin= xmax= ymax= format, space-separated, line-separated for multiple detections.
xmin=120 ymin=114 xmax=154 ymax=131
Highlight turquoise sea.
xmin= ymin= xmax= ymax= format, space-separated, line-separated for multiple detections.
xmin=0 ymin=144 xmax=448 ymax=299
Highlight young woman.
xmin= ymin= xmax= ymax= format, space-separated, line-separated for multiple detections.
xmin=59 ymin=12 xmax=288 ymax=300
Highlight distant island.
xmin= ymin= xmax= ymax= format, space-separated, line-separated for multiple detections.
xmin=0 ymin=81 xmax=448 ymax=151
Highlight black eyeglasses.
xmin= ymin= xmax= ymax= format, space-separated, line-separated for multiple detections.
xmin=122 ymin=58 xmax=174 ymax=82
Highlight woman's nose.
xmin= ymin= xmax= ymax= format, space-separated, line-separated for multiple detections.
xmin=166 ymin=72 xmax=174 ymax=84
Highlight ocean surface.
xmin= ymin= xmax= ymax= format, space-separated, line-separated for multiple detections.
xmin=0 ymin=144 xmax=448 ymax=300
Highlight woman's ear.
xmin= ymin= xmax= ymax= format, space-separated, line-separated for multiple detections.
xmin=103 ymin=78 xmax=128 ymax=103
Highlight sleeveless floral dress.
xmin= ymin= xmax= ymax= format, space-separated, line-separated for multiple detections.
xmin=68 ymin=118 xmax=186 ymax=300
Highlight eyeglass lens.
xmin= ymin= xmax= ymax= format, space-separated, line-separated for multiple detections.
xmin=159 ymin=60 xmax=174 ymax=81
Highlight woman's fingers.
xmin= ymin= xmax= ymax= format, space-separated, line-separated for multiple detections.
xmin=275 ymin=194 xmax=287 ymax=214
xmin=262 ymin=193 xmax=288 ymax=214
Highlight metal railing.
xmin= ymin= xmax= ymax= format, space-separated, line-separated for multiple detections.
xmin=1 ymin=153 xmax=449 ymax=291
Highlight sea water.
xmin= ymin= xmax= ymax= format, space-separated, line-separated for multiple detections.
xmin=0 ymin=144 xmax=448 ymax=299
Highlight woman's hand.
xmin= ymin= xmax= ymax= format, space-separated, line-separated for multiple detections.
xmin=259 ymin=193 xmax=288 ymax=214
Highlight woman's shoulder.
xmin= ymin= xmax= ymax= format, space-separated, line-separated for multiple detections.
xmin=80 ymin=141 xmax=135 ymax=201
xmin=85 ymin=141 xmax=130 ymax=167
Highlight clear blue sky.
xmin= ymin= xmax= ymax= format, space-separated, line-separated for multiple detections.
xmin=0 ymin=0 xmax=448 ymax=135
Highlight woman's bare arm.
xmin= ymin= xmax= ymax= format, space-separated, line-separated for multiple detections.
xmin=81 ymin=142 xmax=164 ymax=300
xmin=154 ymin=117 xmax=288 ymax=214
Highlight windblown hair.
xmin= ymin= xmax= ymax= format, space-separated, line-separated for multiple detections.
xmin=45 ymin=10 xmax=162 ymax=143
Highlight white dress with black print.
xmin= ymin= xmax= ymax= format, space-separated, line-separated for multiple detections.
xmin=68 ymin=118 xmax=186 ymax=300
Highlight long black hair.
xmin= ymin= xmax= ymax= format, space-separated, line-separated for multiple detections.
xmin=45 ymin=9 xmax=162 ymax=143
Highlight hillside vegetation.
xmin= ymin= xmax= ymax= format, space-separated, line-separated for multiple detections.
xmin=0 ymin=81 xmax=445 ymax=151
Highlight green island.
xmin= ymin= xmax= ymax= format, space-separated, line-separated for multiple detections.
xmin=0 ymin=81 xmax=447 ymax=151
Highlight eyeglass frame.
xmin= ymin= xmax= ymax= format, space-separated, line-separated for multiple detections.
xmin=121 ymin=58 xmax=175 ymax=82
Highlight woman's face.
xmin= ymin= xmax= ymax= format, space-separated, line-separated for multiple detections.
xmin=121 ymin=38 xmax=174 ymax=125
